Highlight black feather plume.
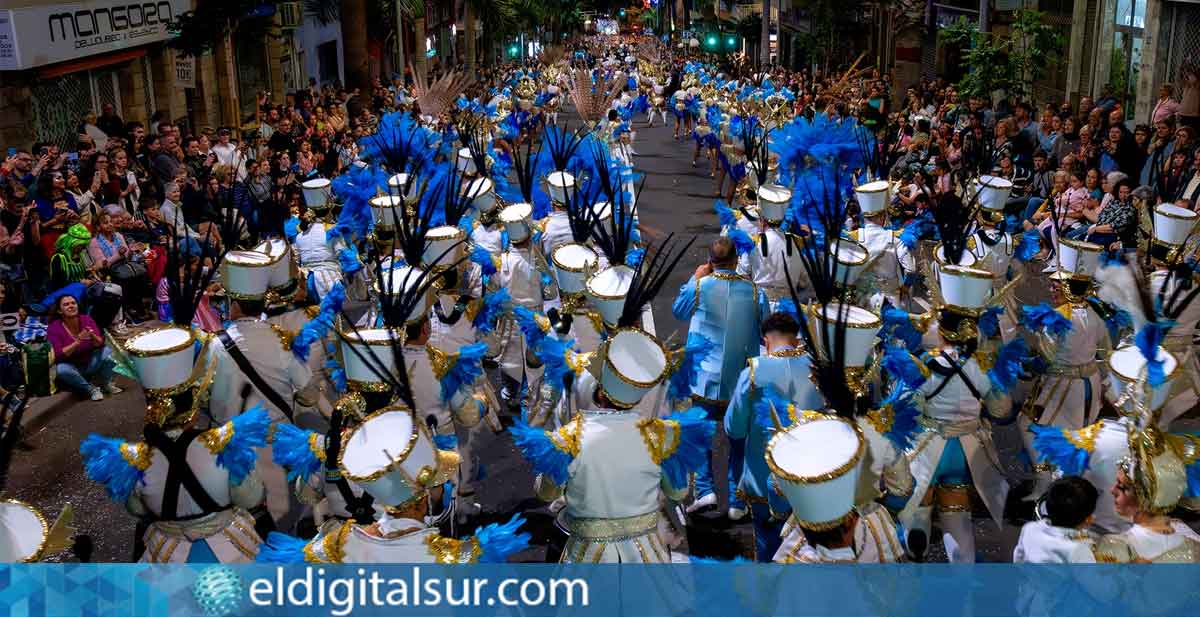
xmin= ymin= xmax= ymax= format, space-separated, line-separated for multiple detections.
xmin=618 ymin=233 xmax=697 ymax=328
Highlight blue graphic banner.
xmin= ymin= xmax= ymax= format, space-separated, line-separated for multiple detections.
xmin=1 ymin=564 xmax=1198 ymax=616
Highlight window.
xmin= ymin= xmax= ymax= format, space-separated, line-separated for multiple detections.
xmin=317 ymin=41 xmax=339 ymax=86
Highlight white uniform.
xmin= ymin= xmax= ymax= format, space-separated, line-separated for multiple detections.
xmin=495 ymin=244 xmax=554 ymax=383
xmin=293 ymin=223 xmax=345 ymax=301
xmin=773 ymin=502 xmax=905 ymax=564
xmin=853 ymin=222 xmax=915 ymax=311
xmin=1151 ymin=270 xmax=1200 ymax=428
xmin=1012 ymin=520 xmax=1097 ymax=563
xmin=736 ymin=226 xmax=802 ymax=310
xmin=1095 ymin=521 xmax=1200 ymax=562
xmin=428 ymin=264 xmax=486 ymax=351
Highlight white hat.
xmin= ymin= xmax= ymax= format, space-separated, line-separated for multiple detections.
xmin=378 ymin=265 xmax=429 ymax=324
xmin=465 ymin=177 xmax=497 ymax=213
xmin=456 ymin=147 xmax=477 ymax=175
xmin=370 ymin=195 xmax=404 ymax=229
xmin=254 ymin=238 xmax=292 ymax=291
xmin=585 ymin=265 xmax=634 ymax=327
xmin=767 ymin=416 xmax=864 ymax=531
xmin=423 ymin=225 xmax=465 ymax=267
xmin=812 ymin=304 xmax=880 ymax=369
xmin=500 ymin=202 xmax=534 ymax=243
xmin=123 ymin=326 xmax=197 ymax=394
xmin=1152 ymin=203 xmax=1198 ymax=263
xmin=387 ymin=173 xmax=422 ymax=203
xmin=340 ymin=328 xmax=403 ymax=390
xmin=937 ymin=263 xmax=994 ymax=310
xmin=301 ymin=178 xmax=333 ymax=210
xmin=1047 ymin=237 xmax=1102 ymax=278
xmin=855 ymin=180 xmax=890 ymax=215
xmin=975 ymin=175 xmax=1013 ymax=213
xmin=831 ymin=240 xmax=871 ymax=287
xmin=756 ymin=183 xmax=791 ymax=224
xmin=553 ymin=243 xmax=599 ymax=295
xmin=221 ymin=250 xmax=273 ymax=300
xmin=339 ymin=406 xmax=458 ymax=508
xmin=597 ymin=328 xmax=668 ymax=409
xmin=1107 ymin=344 xmax=1180 ymax=413
xmin=0 ymin=499 xmax=51 ymax=562
xmin=545 ymin=171 xmax=576 ymax=204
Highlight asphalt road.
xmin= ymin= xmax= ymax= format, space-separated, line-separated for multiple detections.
xmin=17 ymin=112 xmax=1194 ymax=563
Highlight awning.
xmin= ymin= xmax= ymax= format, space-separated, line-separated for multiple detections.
xmin=38 ymin=48 xmax=147 ymax=79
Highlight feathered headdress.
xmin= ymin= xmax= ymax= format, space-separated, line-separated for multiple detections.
xmin=584 ymin=142 xmax=641 ymax=266
xmin=570 ymin=67 xmax=625 ymax=124
xmin=411 ymin=67 xmax=473 ymax=118
xmin=618 ymin=233 xmax=696 ymax=329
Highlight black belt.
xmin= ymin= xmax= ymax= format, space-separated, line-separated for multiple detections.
xmin=218 ymin=330 xmax=294 ymax=422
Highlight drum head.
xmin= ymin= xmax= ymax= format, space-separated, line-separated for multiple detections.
xmin=608 ymin=329 xmax=666 ymax=383
xmin=587 ymin=265 xmax=634 ymax=299
xmin=554 ymin=244 xmax=598 ymax=270
xmin=768 ymin=417 xmax=861 ymax=481
xmin=302 ymin=178 xmax=331 ymax=190
xmin=127 ymin=327 xmax=193 ymax=356
xmin=0 ymin=500 xmax=47 ymax=562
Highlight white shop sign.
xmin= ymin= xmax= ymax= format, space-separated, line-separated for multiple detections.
xmin=0 ymin=0 xmax=191 ymax=71
xmin=173 ymin=53 xmax=194 ymax=88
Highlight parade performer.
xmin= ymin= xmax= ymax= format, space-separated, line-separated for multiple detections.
xmin=84 ymin=232 xmax=270 ymax=562
xmin=672 ymin=236 xmax=767 ymax=516
xmin=511 ymin=234 xmax=714 ymax=563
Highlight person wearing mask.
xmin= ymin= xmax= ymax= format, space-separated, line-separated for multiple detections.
xmin=47 ymin=294 xmax=118 ymax=401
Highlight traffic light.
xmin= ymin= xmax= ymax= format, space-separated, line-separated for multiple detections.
xmin=619 ymin=8 xmax=626 ymax=17
xmin=725 ymin=35 xmax=737 ymax=50
xmin=508 ymin=44 xmax=520 ymax=57
xmin=705 ymin=33 xmax=718 ymax=50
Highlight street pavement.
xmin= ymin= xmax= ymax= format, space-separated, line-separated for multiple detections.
xmin=15 ymin=113 xmax=1198 ymax=563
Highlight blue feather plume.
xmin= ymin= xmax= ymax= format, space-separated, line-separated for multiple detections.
xmin=1014 ymin=230 xmax=1040 ymax=262
xmin=978 ymin=305 xmax=1004 ymax=338
xmin=475 ymin=513 xmax=532 ymax=563
xmin=538 ymin=336 xmax=582 ymax=394
xmin=728 ymin=228 xmax=755 ymax=256
xmin=338 ymin=246 xmax=362 ymax=274
xmin=215 ymin=405 xmax=271 ymax=485
xmin=625 ymin=247 xmax=645 ymax=267
xmin=714 ymin=199 xmax=737 ymax=229
xmin=433 ymin=434 xmax=458 ymax=450
xmin=470 ymin=245 xmax=497 ymax=278
xmin=1021 ymin=302 xmax=1073 ymax=338
xmin=283 ymin=216 xmax=301 ymax=243
xmin=1136 ymin=322 xmax=1171 ymax=387
xmin=776 ymin=298 xmax=799 ymax=322
xmin=438 ymin=343 xmax=487 ymax=403
xmin=1029 ymin=424 xmax=1094 ymax=476
xmin=80 ymin=435 xmax=146 ymax=502
xmin=898 ymin=212 xmax=934 ymax=251
xmin=292 ymin=283 xmax=345 ymax=362
xmin=256 ymin=532 xmax=309 ymax=563
xmin=271 ymin=423 xmax=324 ymax=483
xmin=882 ymin=344 xmax=927 ymax=389
xmin=668 ymin=332 xmax=717 ymax=401
xmin=509 ymin=420 xmax=573 ymax=485
xmin=513 ymin=306 xmax=550 ymax=353
xmin=874 ymin=387 xmax=922 ymax=450
xmin=988 ymin=338 xmax=1029 ymax=394
xmin=752 ymin=385 xmax=797 ymax=433
xmin=472 ymin=288 xmax=511 ymax=334
xmin=326 ymin=358 xmax=347 ymax=393
xmin=881 ymin=307 xmax=924 ymax=353
xmin=659 ymin=407 xmax=716 ymax=490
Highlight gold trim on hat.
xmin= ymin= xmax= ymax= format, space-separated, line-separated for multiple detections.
xmin=793 ymin=509 xmax=856 ymax=532
xmin=124 ymin=326 xmax=196 ymax=358
xmin=337 ymin=405 xmax=422 ymax=484
xmin=1155 ymin=206 xmax=1199 ymax=221
xmin=552 ymin=244 xmax=599 ymax=273
xmin=765 ymin=415 xmax=866 ymax=484
xmin=940 ymin=263 xmax=994 ymax=280
xmin=346 ymin=379 xmax=393 ymax=393
xmin=1108 ymin=346 xmax=1183 ymax=383
xmin=810 ymin=303 xmax=881 ymax=329
xmin=0 ymin=499 xmax=49 ymax=562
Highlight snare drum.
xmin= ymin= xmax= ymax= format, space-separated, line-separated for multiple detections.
xmin=339 ymin=406 xmax=438 ymax=506
xmin=301 ymin=178 xmax=333 ymax=210
xmin=553 ymin=243 xmax=599 ymax=295
xmin=600 ymin=328 xmax=667 ymax=408
xmin=125 ymin=326 xmax=196 ymax=392
xmin=0 ymin=499 xmax=49 ymax=562
xmin=586 ymin=265 xmax=634 ymax=327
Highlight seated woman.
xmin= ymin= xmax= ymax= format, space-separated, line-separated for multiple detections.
xmin=1078 ymin=178 xmax=1138 ymax=252
xmin=88 ymin=211 xmax=151 ymax=324
xmin=46 ymin=294 xmax=118 ymax=401
xmin=155 ymin=245 xmax=221 ymax=332
xmin=1027 ymin=169 xmax=1087 ymax=259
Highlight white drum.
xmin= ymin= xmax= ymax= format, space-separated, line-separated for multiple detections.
xmin=1108 ymin=344 xmax=1180 ymax=412
xmin=387 ymin=173 xmax=422 ymax=203
xmin=380 ymin=265 xmax=428 ymax=324
xmin=500 ymin=202 xmax=534 ymax=243
xmin=254 ymin=238 xmax=291 ymax=290
xmin=1057 ymin=238 xmax=1102 ymax=277
xmin=766 ymin=416 xmax=863 ymax=529
xmin=465 ymin=177 xmax=497 ymax=213
xmin=341 ymin=328 xmax=403 ymax=387
xmin=586 ymin=265 xmax=634 ymax=327
xmin=301 ymin=178 xmax=333 ymax=210
xmin=591 ymin=201 xmax=613 ymax=223
xmin=757 ymin=184 xmax=792 ymax=223
xmin=340 ymin=407 xmax=437 ymax=507
xmin=125 ymin=326 xmax=196 ymax=392
xmin=938 ymin=264 xmax=994 ymax=309
xmin=456 ymin=147 xmax=477 ymax=175
xmin=423 ymin=225 xmax=465 ymax=267
xmin=832 ymin=239 xmax=870 ymax=286
xmin=553 ymin=243 xmax=599 ymax=295
xmin=546 ymin=171 xmax=576 ymax=204
xmin=975 ymin=175 xmax=1013 ymax=213
xmin=600 ymin=328 xmax=667 ymax=408
xmin=813 ymin=304 xmax=881 ymax=368
xmin=370 ymin=195 xmax=405 ymax=229
xmin=1154 ymin=204 xmax=1198 ymax=246
xmin=855 ymin=180 xmax=890 ymax=215
xmin=221 ymin=250 xmax=273 ymax=299
xmin=0 ymin=500 xmax=48 ymax=562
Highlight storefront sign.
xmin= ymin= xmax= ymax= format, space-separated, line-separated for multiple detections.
xmin=173 ymin=52 xmax=194 ymax=88
xmin=0 ymin=0 xmax=191 ymax=71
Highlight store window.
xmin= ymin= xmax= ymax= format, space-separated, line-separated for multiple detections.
xmin=318 ymin=41 xmax=339 ymax=86
xmin=1111 ymin=0 xmax=1146 ymax=118
xmin=32 ymin=68 xmax=123 ymax=148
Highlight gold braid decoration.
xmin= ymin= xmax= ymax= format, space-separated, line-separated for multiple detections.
xmin=1064 ymin=421 xmax=1105 ymax=453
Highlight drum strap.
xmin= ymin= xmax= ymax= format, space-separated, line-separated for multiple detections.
xmin=218 ymin=330 xmax=295 ymax=423
xmin=324 ymin=408 xmax=375 ymax=524
xmin=925 ymin=357 xmax=983 ymax=401
xmin=143 ymin=426 xmax=225 ymax=521
xmin=433 ymin=294 xmax=470 ymax=326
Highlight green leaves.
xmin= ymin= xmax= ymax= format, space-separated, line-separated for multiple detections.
xmin=938 ymin=10 xmax=1065 ymax=100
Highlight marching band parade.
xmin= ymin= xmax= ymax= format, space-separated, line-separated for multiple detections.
xmin=6 ymin=28 xmax=1200 ymax=572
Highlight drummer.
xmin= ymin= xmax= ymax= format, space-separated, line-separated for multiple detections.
xmin=850 ymin=180 xmax=916 ymax=312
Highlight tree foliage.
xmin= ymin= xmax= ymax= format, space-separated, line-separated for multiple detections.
xmin=167 ymin=0 xmax=274 ymax=57
xmin=939 ymin=9 xmax=1065 ymax=100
